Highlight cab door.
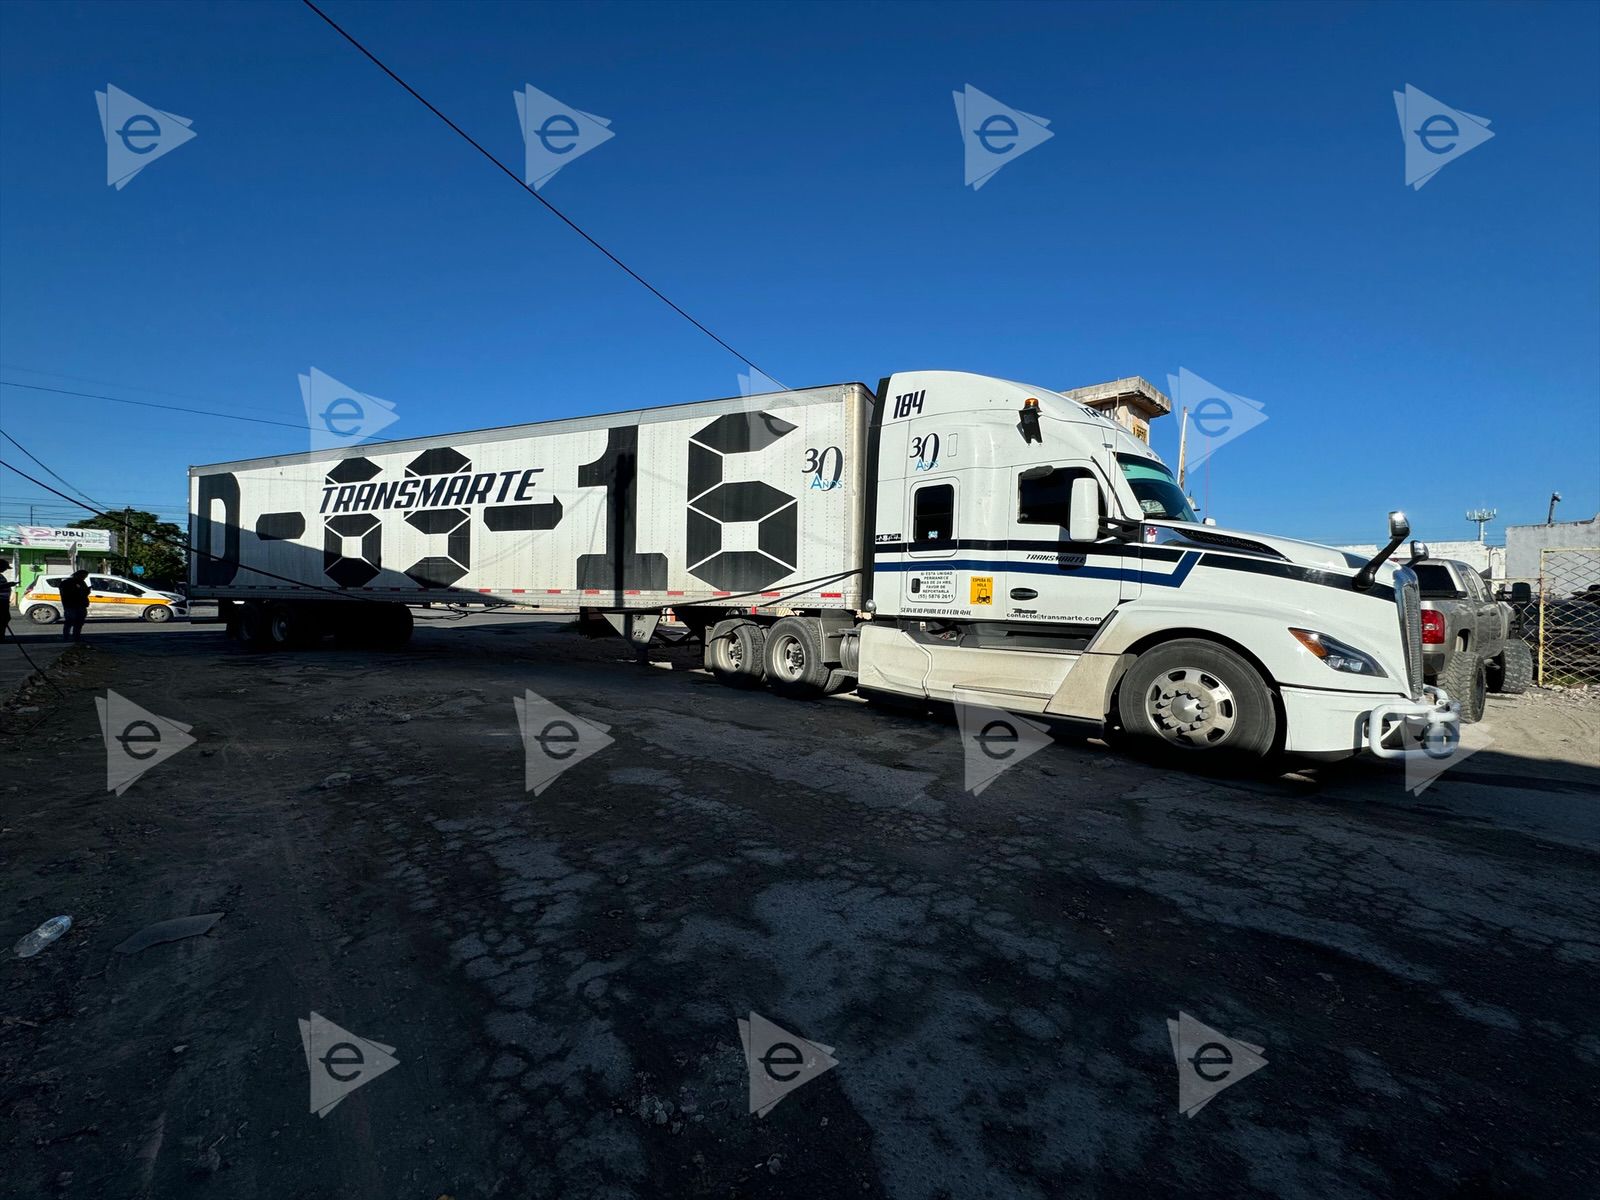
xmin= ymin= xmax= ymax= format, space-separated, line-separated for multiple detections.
xmin=1002 ymin=461 xmax=1126 ymax=638
xmin=899 ymin=476 xmax=961 ymax=613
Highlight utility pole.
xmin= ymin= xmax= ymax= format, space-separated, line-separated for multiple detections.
xmin=1176 ymin=406 xmax=1189 ymax=489
xmin=1465 ymin=507 xmax=1496 ymax=543
xmin=1547 ymin=492 xmax=1562 ymax=526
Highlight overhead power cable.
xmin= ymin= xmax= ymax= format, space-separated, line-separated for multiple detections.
xmin=0 ymin=428 xmax=110 ymax=511
xmin=300 ymin=0 xmax=776 ymax=382
xmin=1 ymin=380 xmax=312 ymax=434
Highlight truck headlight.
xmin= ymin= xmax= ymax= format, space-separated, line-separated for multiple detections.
xmin=1288 ymin=628 xmax=1387 ymax=677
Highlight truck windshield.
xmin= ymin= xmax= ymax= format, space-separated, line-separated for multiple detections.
xmin=1117 ymin=455 xmax=1197 ymax=522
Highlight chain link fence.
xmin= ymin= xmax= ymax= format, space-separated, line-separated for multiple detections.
xmin=1531 ymin=548 xmax=1600 ymax=686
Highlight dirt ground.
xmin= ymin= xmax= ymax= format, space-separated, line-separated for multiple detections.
xmin=2 ymin=615 xmax=1597 ymax=1200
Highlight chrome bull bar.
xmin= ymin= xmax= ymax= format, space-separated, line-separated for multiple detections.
xmin=1365 ymin=685 xmax=1462 ymax=760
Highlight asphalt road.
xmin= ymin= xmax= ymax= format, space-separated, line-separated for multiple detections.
xmin=2 ymin=615 xmax=1597 ymax=1199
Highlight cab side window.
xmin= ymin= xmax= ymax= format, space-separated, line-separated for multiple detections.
xmin=912 ymin=483 xmax=955 ymax=543
xmin=1018 ymin=466 xmax=1100 ymax=526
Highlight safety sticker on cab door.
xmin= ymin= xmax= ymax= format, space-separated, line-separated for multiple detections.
xmin=970 ymin=575 xmax=994 ymax=605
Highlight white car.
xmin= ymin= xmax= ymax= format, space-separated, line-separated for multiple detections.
xmin=21 ymin=572 xmax=188 ymax=624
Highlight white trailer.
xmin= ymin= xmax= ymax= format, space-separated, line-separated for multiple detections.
xmin=190 ymin=370 xmax=1456 ymax=762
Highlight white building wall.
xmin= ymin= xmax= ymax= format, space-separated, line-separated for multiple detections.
xmin=1504 ymin=515 xmax=1600 ymax=581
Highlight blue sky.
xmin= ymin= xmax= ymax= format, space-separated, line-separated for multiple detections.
xmin=1 ymin=0 xmax=1596 ymax=545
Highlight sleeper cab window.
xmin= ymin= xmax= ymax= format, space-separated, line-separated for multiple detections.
xmin=1018 ymin=465 xmax=1100 ymax=526
xmin=913 ymin=483 xmax=955 ymax=543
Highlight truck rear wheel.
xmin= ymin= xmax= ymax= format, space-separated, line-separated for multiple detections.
xmin=1438 ymin=650 xmax=1487 ymax=722
xmin=706 ymin=619 xmax=766 ymax=688
xmin=1488 ymin=639 xmax=1532 ymax=695
xmin=1116 ymin=639 xmax=1277 ymax=761
xmin=764 ymin=616 xmax=837 ymax=699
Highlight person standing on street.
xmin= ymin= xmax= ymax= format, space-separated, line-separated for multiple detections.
xmin=59 ymin=569 xmax=90 ymax=641
xmin=0 ymin=558 xmax=12 ymax=641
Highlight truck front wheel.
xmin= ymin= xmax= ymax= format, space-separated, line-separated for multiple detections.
xmin=1116 ymin=639 xmax=1277 ymax=760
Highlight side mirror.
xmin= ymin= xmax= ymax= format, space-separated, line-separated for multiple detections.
xmin=1202 ymin=516 xmax=1218 ymax=526
xmin=1410 ymin=541 xmax=1429 ymax=561
xmin=1388 ymin=510 xmax=1410 ymax=540
xmin=1511 ymin=582 xmax=1532 ymax=604
xmin=1067 ymin=477 xmax=1100 ymax=542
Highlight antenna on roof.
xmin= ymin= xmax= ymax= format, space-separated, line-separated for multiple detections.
xmin=1465 ymin=508 xmax=1496 ymax=543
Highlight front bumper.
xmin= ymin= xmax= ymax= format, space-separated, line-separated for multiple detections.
xmin=1364 ymin=686 xmax=1461 ymax=760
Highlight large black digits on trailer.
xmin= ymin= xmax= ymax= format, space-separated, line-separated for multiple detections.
xmin=576 ymin=425 xmax=668 ymax=595
xmin=685 ymin=411 xmax=800 ymax=592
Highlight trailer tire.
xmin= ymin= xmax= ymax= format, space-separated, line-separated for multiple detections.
xmin=235 ymin=601 xmax=271 ymax=650
xmin=1488 ymin=639 xmax=1532 ymax=695
xmin=268 ymin=603 xmax=322 ymax=649
xmin=1116 ymin=639 xmax=1277 ymax=761
xmin=705 ymin=619 xmax=766 ymax=688
xmin=763 ymin=616 xmax=835 ymax=699
xmin=1438 ymin=650 xmax=1487 ymax=722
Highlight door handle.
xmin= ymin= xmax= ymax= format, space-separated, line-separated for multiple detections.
xmin=1009 ymin=588 xmax=1038 ymax=601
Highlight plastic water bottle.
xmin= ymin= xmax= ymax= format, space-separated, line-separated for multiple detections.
xmin=13 ymin=916 xmax=72 ymax=958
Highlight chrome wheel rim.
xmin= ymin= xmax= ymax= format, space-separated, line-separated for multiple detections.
xmin=775 ymin=635 xmax=804 ymax=681
xmin=1144 ymin=667 xmax=1238 ymax=749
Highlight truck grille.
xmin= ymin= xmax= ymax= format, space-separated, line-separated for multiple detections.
xmin=1396 ymin=568 xmax=1424 ymax=698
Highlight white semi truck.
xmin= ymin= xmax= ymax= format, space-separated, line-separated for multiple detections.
xmin=188 ymin=370 xmax=1457 ymax=762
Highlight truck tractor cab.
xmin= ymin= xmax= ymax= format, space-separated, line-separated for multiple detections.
xmin=861 ymin=370 xmax=1456 ymax=762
